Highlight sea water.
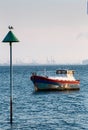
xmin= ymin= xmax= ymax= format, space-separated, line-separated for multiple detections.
xmin=0 ymin=65 xmax=88 ymax=130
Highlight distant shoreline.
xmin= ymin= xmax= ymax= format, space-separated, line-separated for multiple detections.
xmin=0 ymin=63 xmax=85 ymax=66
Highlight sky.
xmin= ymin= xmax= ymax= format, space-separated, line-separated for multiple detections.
xmin=0 ymin=0 xmax=88 ymax=64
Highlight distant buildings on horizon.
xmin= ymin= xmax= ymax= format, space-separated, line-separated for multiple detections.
xmin=1 ymin=58 xmax=88 ymax=65
xmin=0 ymin=60 xmax=82 ymax=66
xmin=82 ymin=59 xmax=88 ymax=65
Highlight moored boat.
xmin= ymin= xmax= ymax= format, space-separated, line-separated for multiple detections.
xmin=30 ymin=69 xmax=80 ymax=91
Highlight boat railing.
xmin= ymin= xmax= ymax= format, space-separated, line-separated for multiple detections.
xmin=31 ymin=70 xmax=56 ymax=77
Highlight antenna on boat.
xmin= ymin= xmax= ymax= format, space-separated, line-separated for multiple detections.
xmin=44 ymin=68 xmax=47 ymax=76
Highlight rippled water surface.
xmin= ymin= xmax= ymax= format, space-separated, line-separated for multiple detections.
xmin=0 ymin=65 xmax=88 ymax=130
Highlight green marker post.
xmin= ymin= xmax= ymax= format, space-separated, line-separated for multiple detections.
xmin=2 ymin=26 xmax=19 ymax=124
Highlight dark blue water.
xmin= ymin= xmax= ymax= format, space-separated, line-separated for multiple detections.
xmin=0 ymin=65 xmax=88 ymax=130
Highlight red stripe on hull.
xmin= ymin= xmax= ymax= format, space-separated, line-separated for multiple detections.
xmin=31 ymin=75 xmax=80 ymax=85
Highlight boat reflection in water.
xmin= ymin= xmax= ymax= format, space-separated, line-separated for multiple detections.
xmin=30 ymin=69 xmax=80 ymax=91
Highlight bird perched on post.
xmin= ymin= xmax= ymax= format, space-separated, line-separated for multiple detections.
xmin=8 ymin=26 xmax=14 ymax=30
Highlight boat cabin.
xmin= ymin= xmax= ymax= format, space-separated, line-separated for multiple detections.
xmin=56 ymin=70 xmax=75 ymax=80
xmin=56 ymin=70 xmax=74 ymax=75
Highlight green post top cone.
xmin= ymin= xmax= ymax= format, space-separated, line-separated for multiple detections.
xmin=2 ymin=30 xmax=19 ymax=43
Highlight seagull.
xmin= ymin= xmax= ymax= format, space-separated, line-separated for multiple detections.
xmin=8 ymin=26 xmax=14 ymax=30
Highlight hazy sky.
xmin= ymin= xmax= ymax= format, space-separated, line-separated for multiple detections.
xmin=0 ymin=0 xmax=88 ymax=64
